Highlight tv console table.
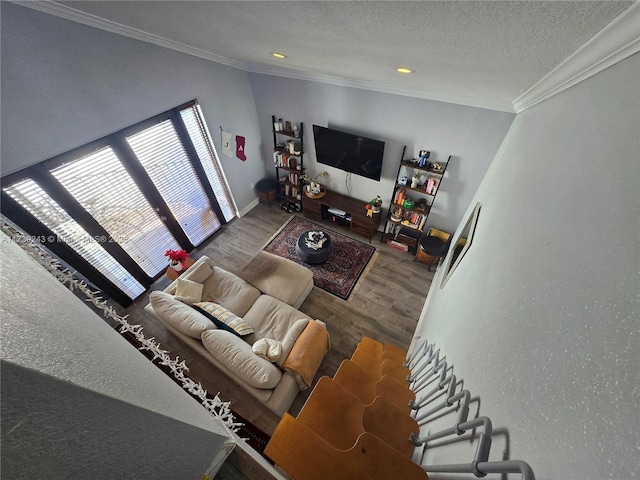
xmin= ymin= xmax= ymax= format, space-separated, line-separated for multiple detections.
xmin=301 ymin=190 xmax=381 ymax=241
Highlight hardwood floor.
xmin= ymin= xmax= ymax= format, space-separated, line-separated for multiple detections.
xmin=123 ymin=202 xmax=433 ymax=475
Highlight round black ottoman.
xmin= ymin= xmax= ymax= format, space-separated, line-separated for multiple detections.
xmin=416 ymin=234 xmax=447 ymax=272
xmin=295 ymin=230 xmax=334 ymax=264
xmin=418 ymin=235 xmax=447 ymax=256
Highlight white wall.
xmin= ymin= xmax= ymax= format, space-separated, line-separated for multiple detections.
xmin=0 ymin=2 xmax=265 ymax=212
xmin=0 ymin=231 xmax=234 ymax=479
xmin=413 ymin=53 xmax=639 ymax=479
xmin=249 ymin=74 xmax=514 ymax=233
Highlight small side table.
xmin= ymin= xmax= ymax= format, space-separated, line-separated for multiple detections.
xmin=166 ymin=257 xmax=195 ymax=280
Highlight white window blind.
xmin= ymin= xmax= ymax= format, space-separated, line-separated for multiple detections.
xmin=3 ymin=178 xmax=145 ymax=299
xmin=180 ymin=105 xmax=235 ymax=221
xmin=50 ymin=146 xmax=181 ymax=277
xmin=126 ymin=119 xmax=221 ymax=246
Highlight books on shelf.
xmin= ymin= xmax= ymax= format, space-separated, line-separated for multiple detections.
xmin=394 ymin=187 xmax=407 ymax=205
xmin=400 ymin=211 xmax=427 ymax=230
xmin=283 ymin=184 xmax=299 ymax=198
xmin=426 ymin=177 xmax=440 ymax=195
xmin=288 ymin=172 xmax=299 ymax=185
xmin=273 ymin=150 xmax=300 ymax=169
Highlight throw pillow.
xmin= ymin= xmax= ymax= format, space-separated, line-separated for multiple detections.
xmin=149 ymin=291 xmax=216 ymax=338
xmin=174 ymin=278 xmax=203 ymax=305
xmin=193 ymin=301 xmax=254 ymax=337
xmin=252 ymin=338 xmax=282 ymax=363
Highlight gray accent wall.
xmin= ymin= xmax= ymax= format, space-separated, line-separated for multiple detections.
xmin=413 ymin=53 xmax=639 ymax=479
xmin=0 ymin=2 xmax=265 ymax=213
xmin=0 ymin=231 xmax=234 ymax=479
xmin=249 ymin=74 xmax=514 ymax=233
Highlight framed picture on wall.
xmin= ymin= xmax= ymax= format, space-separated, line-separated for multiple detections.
xmin=441 ymin=202 xmax=481 ymax=288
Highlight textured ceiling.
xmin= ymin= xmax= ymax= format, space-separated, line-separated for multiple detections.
xmin=53 ymin=0 xmax=634 ymax=111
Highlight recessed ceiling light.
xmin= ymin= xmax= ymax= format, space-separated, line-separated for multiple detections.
xmin=396 ymin=67 xmax=413 ymax=74
xmin=272 ymin=52 xmax=287 ymax=59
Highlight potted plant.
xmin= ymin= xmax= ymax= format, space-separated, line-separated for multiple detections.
xmin=411 ymin=171 xmax=421 ymax=188
xmin=164 ymin=249 xmax=194 ymax=279
xmin=293 ymin=141 xmax=301 ymax=155
xmin=367 ymin=195 xmax=383 ymax=214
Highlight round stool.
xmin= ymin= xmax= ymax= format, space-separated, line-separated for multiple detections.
xmin=295 ymin=230 xmax=334 ymax=264
xmin=416 ymin=235 xmax=447 ymax=271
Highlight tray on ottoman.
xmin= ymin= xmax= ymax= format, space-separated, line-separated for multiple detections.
xmin=295 ymin=230 xmax=335 ymax=264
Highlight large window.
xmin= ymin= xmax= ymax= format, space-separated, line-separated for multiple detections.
xmin=1 ymin=101 xmax=235 ymax=306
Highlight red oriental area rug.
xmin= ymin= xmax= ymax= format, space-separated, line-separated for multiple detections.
xmin=264 ymin=216 xmax=377 ymax=301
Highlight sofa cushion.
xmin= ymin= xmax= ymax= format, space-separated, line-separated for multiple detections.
xmin=201 ymin=329 xmax=283 ymax=389
xmin=201 ymin=266 xmax=261 ymax=317
xmin=193 ymin=301 xmax=254 ymax=337
xmin=183 ymin=258 xmax=214 ymax=284
xmin=174 ymin=278 xmax=203 ymax=305
xmin=149 ymin=291 xmax=217 ymax=338
xmin=243 ymin=295 xmax=311 ymax=345
xmin=239 ymin=251 xmax=314 ymax=309
xmin=166 ymin=258 xmax=213 ymax=295
xmin=277 ymin=318 xmax=310 ymax=367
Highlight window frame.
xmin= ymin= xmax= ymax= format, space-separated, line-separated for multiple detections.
xmin=1 ymin=100 xmax=234 ymax=306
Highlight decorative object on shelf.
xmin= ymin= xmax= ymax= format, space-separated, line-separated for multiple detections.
xmin=414 ymin=198 xmax=429 ymax=213
xmin=432 ymin=162 xmax=443 ymax=172
xmin=403 ymin=198 xmax=415 ymax=210
xmin=304 ymin=183 xmax=326 ymax=199
xmin=418 ymin=150 xmax=431 ymax=167
xmin=286 ymin=139 xmax=301 ymax=155
xmin=411 ymin=171 xmax=421 ymax=188
xmin=302 ymin=172 xmax=328 ymax=199
xmin=390 ymin=204 xmax=404 ymax=222
xmin=398 ymin=174 xmax=408 ymax=186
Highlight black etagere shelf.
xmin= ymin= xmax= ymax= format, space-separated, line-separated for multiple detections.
xmin=272 ymin=115 xmax=304 ymax=212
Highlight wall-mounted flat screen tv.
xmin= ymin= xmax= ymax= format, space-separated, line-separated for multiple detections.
xmin=312 ymin=125 xmax=385 ymax=181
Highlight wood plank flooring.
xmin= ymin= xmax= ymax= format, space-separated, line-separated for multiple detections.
xmin=123 ymin=202 xmax=433 ymax=476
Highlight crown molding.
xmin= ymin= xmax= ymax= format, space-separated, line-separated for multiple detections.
xmin=245 ymin=64 xmax=514 ymax=112
xmin=12 ymin=0 xmax=514 ymax=113
xmin=513 ymin=1 xmax=640 ymax=113
xmin=10 ymin=0 xmax=249 ymax=70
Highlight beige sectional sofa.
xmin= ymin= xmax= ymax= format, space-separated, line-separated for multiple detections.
xmin=145 ymin=252 xmax=329 ymax=416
